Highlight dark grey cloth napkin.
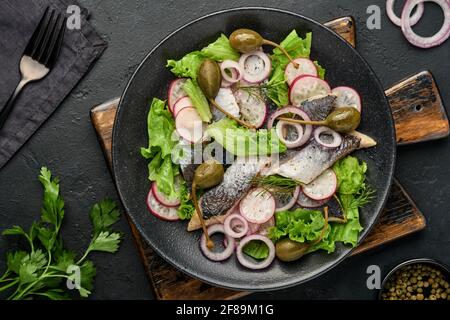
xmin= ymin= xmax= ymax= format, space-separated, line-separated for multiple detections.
xmin=0 ymin=0 xmax=107 ymax=169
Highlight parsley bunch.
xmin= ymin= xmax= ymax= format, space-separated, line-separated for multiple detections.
xmin=0 ymin=167 xmax=122 ymax=300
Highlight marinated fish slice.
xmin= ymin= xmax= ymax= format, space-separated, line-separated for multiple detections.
xmin=300 ymin=94 xmax=336 ymax=121
xmin=268 ymin=134 xmax=361 ymax=184
xmin=188 ymin=156 xmax=270 ymax=231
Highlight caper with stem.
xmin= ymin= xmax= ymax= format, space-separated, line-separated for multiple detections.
xmin=191 ymin=160 xmax=224 ymax=249
xmin=275 ymin=207 xmax=329 ymax=262
xmin=278 ymin=107 xmax=361 ymax=134
xmin=230 ymin=29 xmax=299 ymax=68
xmin=197 ymin=59 xmax=256 ymax=129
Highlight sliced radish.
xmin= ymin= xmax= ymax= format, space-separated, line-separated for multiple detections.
xmin=234 ymin=89 xmax=267 ymax=128
xmin=175 ymin=107 xmax=204 ymax=143
xmin=152 ymin=181 xmax=181 ymax=207
xmin=215 ymin=88 xmax=240 ymax=119
xmin=302 ymin=169 xmax=337 ymax=200
xmin=285 ymin=58 xmax=318 ymax=86
xmin=168 ymin=78 xmax=187 ymax=113
xmin=239 ymin=188 xmax=275 ymax=224
xmin=239 ymin=51 xmax=271 ymax=83
xmin=289 ymin=75 xmax=331 ymax=106
xmin=332 ymin=86 xmax=362 ymax=113
xmin=146 ymin=187 xmax=179 ymax=221
xmin=173 ymin=96 xmax=193 ymax=116
xmin=297 ymin=189 xmax=330 ymax=208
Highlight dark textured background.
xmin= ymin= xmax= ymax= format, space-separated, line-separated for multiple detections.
xmin=0 ymin=0 xmax=449 ymax=299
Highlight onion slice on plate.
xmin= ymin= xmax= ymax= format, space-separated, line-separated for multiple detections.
xmin=239 ymin=51 xmax=271 ymax=83
xmin=314 ymin=126 xmax=342 ymax=148
xmin=276 ymin=121 xmax=304 ymax=149
xmin=220 ymin=60 xmax=242 ymax=83
xmin=274 ymin=186 xmax=300 ymax=212
xmin=200 ymin=224 xmax=235 ymax=261
xmin=268 ymin=107 xmax=312 ymax=148
xmin=236 ymin=235 xmax=275 ymax=269
xmin=401 ymin=0 xmax=450 ymax=48
xmin=224 ymin=214 xmax=249 ymax=238
xmin=386 ymin=0 xmax=424 ymax=27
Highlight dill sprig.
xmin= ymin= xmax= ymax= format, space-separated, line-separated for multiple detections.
xmin=252 ymin=174 xmax=301 ymax=195
xmin=350 ymin=186 xmax=376 ymax=209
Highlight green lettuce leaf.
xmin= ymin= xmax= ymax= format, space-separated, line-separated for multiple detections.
xmin=166 ymin=34 xmax=238 ymax=80
xmin=242 ymin=240 xmax=269 ymax=260
xmin=206 ymin=118 xmax=286 ymax=157
xmin=333 ymin=156 xmax=368 ymax=195
xmin=314 ymin=61 xmax=326 ymax=80
xmin=183 ymin=79 xmax=212 ymax=122
xmin=177 ymin=181 xmax=195 ymax=220
xmin=140 ymin=98 xmax=179 ymax=198
xmin=266 ymin=66 xmax=289 ymax=107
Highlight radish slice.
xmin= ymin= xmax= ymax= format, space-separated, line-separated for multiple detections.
xmin=267 ymin=107 xmax=312 ymax=148
xmin=168 ymin=78 xmax=187 ymax=113
xmin=274 ymin=186 xmax=301 ymax=212
xmin=239 ymin=188 xmax=276 ymax=224
xmin=239 ymin=51 xmax=271 ymax=83
xmin=386 ymin=0 xmax=424 ymax=27
xmin=152 ymin=181 xmax=181 ymax=207
xmin=332 ymin=86 xmax=362 ymax=113
xmin=236 ymin=235 xmax=275 ymax=269
xmin=285 ymin=58 xmax=318 ymax=85
xmin=297 ymin=189 xmax=330 ymax=208
xmin=246 ymin=222 xmax=261 ymax=236
xmin=302 ymin=169 xmax=337 ymax=200
xmin=401 ymin=0 xmax=450 ymax=48
xmin=289 ymin=75 xmax=331 ymax=106
xmin=173 ymin=96 xmax=193 ymax=116
xmin=215 ymin=88 xmax=240 ymax=119
xmin=314 ymin=126 xmax=342 ymax=148
xmin=234 ymin=89 xmax=267 ymax=128
xmin=146 ymin=187 xmax=179 ymax=221
xmin=220 ymin=60 xmax=242 ymax=83
xmin=175 ymin=107 xmax=204 ymax=143
xmin=200 ymin=224 xmax=235 ymax=261
xmin=224 ymin=214 xmax=249 ymax=238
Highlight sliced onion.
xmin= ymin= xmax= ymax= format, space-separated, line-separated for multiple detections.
xmin=224 ymin=214 xmax=249 ymax=238
xmin=268 ymin=107 xmax=312 ymax=148
xmin=239 ymin=51 xmax=271 ymax=83
xmin=276 ymin=121 xmax=304 ymax=149
xmin=220 ymin=60 xmax=242 ymax=83
xmin=200 ymin=224 xmax=235 ymax=261
xmin=236 ymin=235 xmax=275 ymax=269
xmin=386 ymin=0 xmax=424 ymax=27
xmin=275 ymin=186 xmax=300 ymax=212
xmin=401 ymin=0 xmax=450 ymax=48
xmin=314 ymin=126 xmax=342 ymax=148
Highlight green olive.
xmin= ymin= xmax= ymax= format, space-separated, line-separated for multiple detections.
xmin=229 ymin=29 xmax=264 ymax=53
xmin=326 ymin=107 xmax=361 ymax=133
xmin=197 ymin=59 xmax=222 ymax=99
xmin=275 ymin=238 xmax=310 ymax=262
xmin=193 ymin=159 xmax=224 ymax=189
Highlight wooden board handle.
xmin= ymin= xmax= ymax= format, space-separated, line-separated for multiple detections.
xmin=385 ymin=71 xmax=449 ymax=145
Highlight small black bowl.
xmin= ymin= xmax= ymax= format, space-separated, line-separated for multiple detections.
xmin=379 ymin=258 xmax=450 ymax=300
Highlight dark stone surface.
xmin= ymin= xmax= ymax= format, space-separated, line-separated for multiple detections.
xmin=0 ymin=0 xmax=449 ymax=299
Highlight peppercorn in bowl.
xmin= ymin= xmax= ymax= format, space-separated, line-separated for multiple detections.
xmin=379 ymin=258 xmax=450 ymax=300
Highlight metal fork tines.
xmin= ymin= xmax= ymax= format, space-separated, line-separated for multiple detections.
xmin=0 ymin=7 xmax=67 ymax=130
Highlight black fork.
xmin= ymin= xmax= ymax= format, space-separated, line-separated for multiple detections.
xmin=0 ymin=7 xmax=67 ymax=130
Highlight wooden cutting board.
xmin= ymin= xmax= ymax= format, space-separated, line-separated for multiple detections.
xmin=90 ymin=17 xmax=448 ymax=300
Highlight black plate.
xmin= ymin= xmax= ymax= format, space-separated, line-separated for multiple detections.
xmin=112 ymin=7 xmax=396 ymax=291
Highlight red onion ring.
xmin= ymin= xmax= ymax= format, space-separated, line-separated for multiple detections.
xmin=314 ymin=126 xmax=342 ymax=148
xmin=220 ymin=60 xmax=242 ymax=83
xmin=268 ymin=107 xmax=312 ymax=148
xmin=200 ymin=224 xmax=235 ymax=261
xmin=238 ymin=51 xmax=271 ymax=83
xmin=275 ymin=186 xmax=301 ymax=212
xmin=236 ymin=235 xmax=275 ymax=269
xmin=401 ymin=0 xmax=450 ymax=48
xmin=224 ymin=214 xmax=249 ymax=238
xmin=386 ymin=0 xmax=424 ymax=26
xmin=276 ymin=121 xmax=304 ymax=149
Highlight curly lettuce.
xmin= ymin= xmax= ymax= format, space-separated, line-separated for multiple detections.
xmin=206 ymin=118 xmax=286 ymax=157
xmin=140 ymin=98 xmax=179 ymax=198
